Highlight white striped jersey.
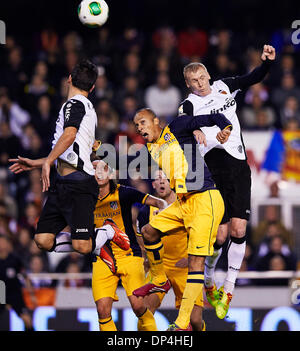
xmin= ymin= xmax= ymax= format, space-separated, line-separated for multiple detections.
xmin=179 ymin=79 xmax=246 ymax=160
xmin=52 ymin=94 xmax=97 ymax=176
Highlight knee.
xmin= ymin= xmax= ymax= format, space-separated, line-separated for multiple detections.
xmin=216 ymin=224 xmax=229 ymax=245
xmin=230 ymin=227 xmax=246 ymax=239
xmin=131 ymin=298 xmax=146 ymax=317
xmin=72 ymin=240 xmax=92 ymax=255
xmin=34 ymin=234 xmax=55 ymax=251
xmin=230 ymin=220 xmax=247 ymax=238
xmin=96 ymin=300 xmax=111 ymax=319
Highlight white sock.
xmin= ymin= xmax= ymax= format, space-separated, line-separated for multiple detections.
xmin=54 ymin=232 xmax=74 ymax=253
xmin=204 ymin=247 xmax=222 ymax=288
xmin=224 ymin=239 xmax=246 ymax=294
xmin=93 ymin=225 xmax=115 ymax=255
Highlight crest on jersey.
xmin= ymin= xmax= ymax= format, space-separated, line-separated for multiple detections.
xmin=219 ymin=90 xmax=227 ymax=95
xmin=67 ymin=152 xmax=76 ymax=162
xmin=164 ymin=133 xmax=171 ymax=141
xmin=110 ymin=201 xmax=118 ymax=210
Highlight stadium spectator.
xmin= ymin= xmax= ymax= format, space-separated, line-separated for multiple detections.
xmin=0 ymin=88 xmax=30 ymax=139
xmin=115 ymin=52 xmax=143 ymax=85
xmin=15 ymin=227 xmax=32 ymax=268
xmin=94 ymin=73 xmax=114 ymax=102
xmin=240 ymin=84 xmax=276 ymax=129
xmin=30 ymin=95 xmax=57 ymax=151
xmin=279 ymin=96 xmax=300 ymax=127
xmin=252 ymin=205 xmax=294 ymax=249
xmin=0 ymin=46 xmax=28 ymax=100
xmin=0 ymin=235 xmax=35 ymax=331
xmin=28 ymin=255 xmax=53 ymax=288
xmin=115 ymin=75 xmax=144 ymax=112
xmin=271 ymin=73 xmax=300 ymax=109
xmin=177 ymin=26 xmax=208 ymax=63
xmin=95 ymin=99 xmax=118 ymax=144
xmin=0 ymin=182 xmax=18 ymax=219
xmin=144 ymin=72 xmax=181 ymax=120
xmin=254 ymin=235 xmax=297 ymax=285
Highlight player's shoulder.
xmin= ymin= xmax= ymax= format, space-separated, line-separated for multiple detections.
xmin=211 ymin=79 xmax=229 ymax=91
xmin=178 ymin=97 xmax=194 ymax=116
xmin=63 ymin=96 xmax=86 ymax=113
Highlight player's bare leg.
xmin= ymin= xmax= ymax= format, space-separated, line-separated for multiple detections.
xmin=190 ymin=305 xmax=205 ymax=331
xmin=128 ymin=295 xmax=157 ymax=331
xmin=95 ymin=297 xmax=116 ymax=331
xmin=34 ymin=233 xmax=56 ymax=251
xmin=35 ymin=232 xmax=94 ymax=255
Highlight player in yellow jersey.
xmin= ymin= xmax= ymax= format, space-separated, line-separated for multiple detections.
xmin=132 ymin=108 xmax=231 ymax=331
xmin=137 ymin=170 xmax=205 ymax=331
xmin=92 ymin=160 xmax=167 ymax=331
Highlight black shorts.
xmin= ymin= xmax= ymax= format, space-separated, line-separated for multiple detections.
xmin=205 ymin=149 xmax=251 ymax=224
xmin=0 ymin=289 xmax=28 ymax=316
xmin=36 ymin=174 xmax=98 ymax=240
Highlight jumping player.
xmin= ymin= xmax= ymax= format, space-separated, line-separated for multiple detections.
xmin=179 ymin=44 xmax=276 ymax=318
xmin=132 ymin=108 xmax=231 ymax=331
xmin=9 ymin=60 xmax=129 ymax=258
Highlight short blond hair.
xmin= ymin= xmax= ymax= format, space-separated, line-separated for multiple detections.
xmin=183 ymin=62 xmax=208 ymax=80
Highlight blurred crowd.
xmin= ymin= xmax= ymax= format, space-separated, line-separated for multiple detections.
xmin=0 ymin=25 xmax=299 ymax=289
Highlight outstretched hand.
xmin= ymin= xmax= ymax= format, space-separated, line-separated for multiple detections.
xmin=8 ymin=156 xmax=36 ymax=174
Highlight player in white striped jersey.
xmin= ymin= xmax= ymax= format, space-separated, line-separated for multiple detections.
xmin=179 ymin=45 xmax=276 ymax=319
xmin=9 ymin=60 xmax=130 ymax=257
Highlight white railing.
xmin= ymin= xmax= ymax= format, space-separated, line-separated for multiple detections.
xmin=26 ymin=270 xmax=300 ymax=280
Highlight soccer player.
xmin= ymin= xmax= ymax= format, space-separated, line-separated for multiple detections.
xmin=92 ymin=160 xmax=167 ymax=331
xmin=137 ymin=170 xmax=205 ymax=331
xmin=179 ymin=45 xmax=276 ymax=318
xmin=132 ymin=108 xmax=232 ymax=331
xmin=9 ymin=60 xmax=129 ymax=257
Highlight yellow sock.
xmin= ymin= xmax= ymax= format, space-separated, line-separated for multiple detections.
xmin=137 ymin=308 xmax=157 ymax=331
xmin=99 ymin=316 xmax=117 ymax=331
xmin=175 ymin=271 xmax=204 ymax=329
xmin=144 ymin=240 xmax=167 ymax=285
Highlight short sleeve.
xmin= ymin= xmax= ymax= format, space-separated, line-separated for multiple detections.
xmin=178 ymin=100 xmax=194 ymax=116
xmin=63 ymin=99 xmax=86 ymax=130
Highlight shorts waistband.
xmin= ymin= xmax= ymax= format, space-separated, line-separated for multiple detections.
xmin=177 ymin=187 xmax=217 ymax=201
xmin=56 ymin=171 xmax=94 ymax=183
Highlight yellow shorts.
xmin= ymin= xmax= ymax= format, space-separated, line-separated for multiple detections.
xmin=149 ymin=264 xmax=204 ymax=309
xmin=92 ymin=255 xmax=145 ymax=302
xmin=149 ymin=189 xmax=224 ymax=256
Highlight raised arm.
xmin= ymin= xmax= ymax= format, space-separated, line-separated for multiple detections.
xmin=222 ymin=45 xmax=276 ymax=92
